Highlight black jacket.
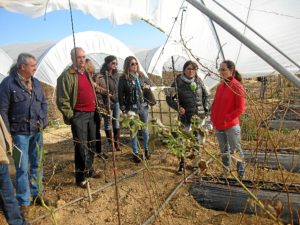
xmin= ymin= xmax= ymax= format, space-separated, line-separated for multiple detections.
xmin=118 ymin=73 xmax=152 ymax=112
xmin=166 ymin=74 xmax=210 ymax=122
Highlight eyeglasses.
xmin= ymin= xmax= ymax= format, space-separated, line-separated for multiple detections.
xmin=218 ymin=68 xmax=228 ymax=72
xmin=130 ymin=62 xmax=138 ymax=66
xmin=186 ymin=67 xmax=196 ymax=71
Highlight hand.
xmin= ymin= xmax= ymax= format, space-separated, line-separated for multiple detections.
xmin=179 ymin=107 xmax=185 ymax=115
xmin=143 ymin=84 xmax=150 ymax=90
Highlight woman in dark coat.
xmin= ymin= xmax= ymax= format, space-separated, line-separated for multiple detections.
xmin=166 ymin=60 xmax=210 ymax=174
xmin=118 ymin=56 xmax=152 ymax=163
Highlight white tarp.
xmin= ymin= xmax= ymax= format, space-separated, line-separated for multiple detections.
xmin=0 ymin=48 xmax=13 ymax=80
xmin=35 ymin=31 xmax=142 ymax=87
xmin=136 ymin=41 xmax=190 ymax=76
xmin=0 ymin=73 xmax=6 ymax=83
xmin=1 ymin=0 xmax=300 ymax=88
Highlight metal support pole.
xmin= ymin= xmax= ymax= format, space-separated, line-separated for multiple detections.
xmin=186 ymin=0 xmax=300 ymax=88
xmin=212 ymin=0 xmax=300 ymax=70
xmin=201 ymin=0 xmax=225 ymax=61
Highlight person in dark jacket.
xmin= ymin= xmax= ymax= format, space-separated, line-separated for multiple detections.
xmin=210 ymin=60 xmax=245 ymax=179
xmin=85 ymin=58 xmax=105 ymax=159
xmin=0 ymin=53 xmax=49 ymax=218
xmin=118 ymin=56 xmax=152 ymax=163
xmin=166 ymin=60 xmax=210 ymax=174
xmin=98 ymin=55 xmax=121 ymax=152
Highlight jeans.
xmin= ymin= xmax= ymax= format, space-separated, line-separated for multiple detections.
xmin=71 ymin=111 xmax=96 ymax=183
xmin=180 ymin=116 xmax=202 ymax=144
xmin=104 ymin=102 xmax=120 ymax=130
xmin=131 ymin=105 xmax=149 ymax=154
xmin=215 ymin=125 xmax=245 ymax=176
xmin=0 ymin=164 xmax=26 ymax=225
xmin=13 ymin=132 xmax=43 ymax=206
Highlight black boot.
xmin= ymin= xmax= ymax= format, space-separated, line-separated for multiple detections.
xmin=145 ymin=150 xmax=151 ymax=160
xmin=177 ymin=157 xmax=184 ymax=175
xmin=133 ymin=154 xmax=141 ymax=163
xmin=113 ymin=128 xmax=121 ymax=151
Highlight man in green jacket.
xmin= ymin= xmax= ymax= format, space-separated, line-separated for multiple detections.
xmin=56 ymin=47 xmax=101 ymax=188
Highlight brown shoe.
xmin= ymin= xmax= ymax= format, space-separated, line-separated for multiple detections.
xmin=20 ymin=205 xmax=30 ymax=219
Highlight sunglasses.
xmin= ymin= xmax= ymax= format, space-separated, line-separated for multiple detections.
xmin=130 ymin=62 xmax=138 ymax=66
xmin=218 ymin=68 xmax=228 ymax=72
xmin=111 ymin=61 xmax=118 ymax=65
xmin=186 ymin=67 xmax=196 ymax=71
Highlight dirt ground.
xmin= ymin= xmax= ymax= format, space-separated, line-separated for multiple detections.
xmin=1 ymin=124 xmax=299 ymax=225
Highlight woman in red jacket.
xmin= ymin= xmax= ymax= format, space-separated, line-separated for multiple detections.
xmin=211 ymin=60 xmax=245 ymax=179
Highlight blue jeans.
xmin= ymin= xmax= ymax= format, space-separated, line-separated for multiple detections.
xmin=104 ymin=102 xmax=120 ymax=130
xmin=131 ymin=105 xmax=149 ymax=154
xmin=13 ymin=132 xmax=43 ymax=206
xmin=215 ymin=125 xmax=245 ymax=176
xmin=180 ymin=116 xmax=202 ymax=144
xmin=0 ymin=164 xmax=26 ymax=225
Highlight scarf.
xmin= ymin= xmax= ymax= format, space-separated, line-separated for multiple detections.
xmin=180 ymin=74 xmax=197 ymax=92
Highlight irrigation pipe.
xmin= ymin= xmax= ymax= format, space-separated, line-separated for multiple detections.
xmin=142 ymin=169 xmax=199 ymax=225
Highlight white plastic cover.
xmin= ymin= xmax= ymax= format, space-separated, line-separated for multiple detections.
xmin=35 ymin=31 xmax=141 ymax=87
xmin=0 ymin=48 xmax=13 ymax=80
xmin=1 ymin=0 xmax=300 ymax=88
xmin=136 ymin=41 xmax=190 ymax=76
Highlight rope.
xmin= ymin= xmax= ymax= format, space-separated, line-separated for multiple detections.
xmin=235 ymin=0 xmax=252 ymax=65
xmin=68 ymin=0 xmax=77 ymax=59
xmin=148 ymin=0 xmax=187 ymax=78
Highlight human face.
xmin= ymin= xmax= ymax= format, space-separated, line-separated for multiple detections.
xmin=109 ymin=60 xmax=118 ymax=70
xmin=184 ymin=64 xmax=197 ymax=79
xmin=73 ymin=49 xmax=86 ymax=70
xmin=129 ymin=59 xmax=138 ymax=73
xmin=20 ymin=58 xmax=37 ymax=79
xmin=219 ymin=63 xmax=233 ymax=79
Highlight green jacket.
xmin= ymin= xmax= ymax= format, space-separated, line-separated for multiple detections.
xmin=56 ymin=66 xmax=97 ymax=125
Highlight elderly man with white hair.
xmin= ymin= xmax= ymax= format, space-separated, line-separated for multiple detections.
xmin=56 ymin=47 xmax=101 ymax=189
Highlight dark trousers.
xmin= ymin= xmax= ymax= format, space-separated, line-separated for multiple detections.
xmin=95 ymin=112 xmax=102 ymax=154
xmin=71 ymin=111 xmax=97 ymax=183
xmin=0 ymin=163 xmax=25 ymax=225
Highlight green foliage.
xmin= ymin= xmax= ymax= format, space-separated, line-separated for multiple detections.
xmin=151 ymin=115 xmax=205 ymax=158
xmin=47 ymin=119 xmax=61 ymax=129
xmin=240 ymin=114 xmax=257 ymax=141
xmin=120 ymin=111 xmax=147 ymax=138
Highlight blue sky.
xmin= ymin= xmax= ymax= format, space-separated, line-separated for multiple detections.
xmin=0 ymin=8 xmax=166 ymax=49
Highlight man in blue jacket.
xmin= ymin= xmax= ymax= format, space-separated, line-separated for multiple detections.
xmin=0 ymin=53 xmax=48 ymax=219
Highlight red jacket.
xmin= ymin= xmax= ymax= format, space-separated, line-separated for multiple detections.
xmin=211 ymin=77 xmax=245 ymax=130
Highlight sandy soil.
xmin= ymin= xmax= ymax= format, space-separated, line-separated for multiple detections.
xmin=1 ymin=124 xmax=299 ymax=225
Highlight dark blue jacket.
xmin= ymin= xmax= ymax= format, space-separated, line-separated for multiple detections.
xmin=0 ymin=73 xmax=48 ymax=135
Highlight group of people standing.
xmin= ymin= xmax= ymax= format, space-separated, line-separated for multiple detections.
xmin=166 ymin=60 xmax=245 ymax=177
xmin=56 ymin=47 xmax=153 ymax=188
xmin=0 ymin=46 xmax=246 ymax=225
